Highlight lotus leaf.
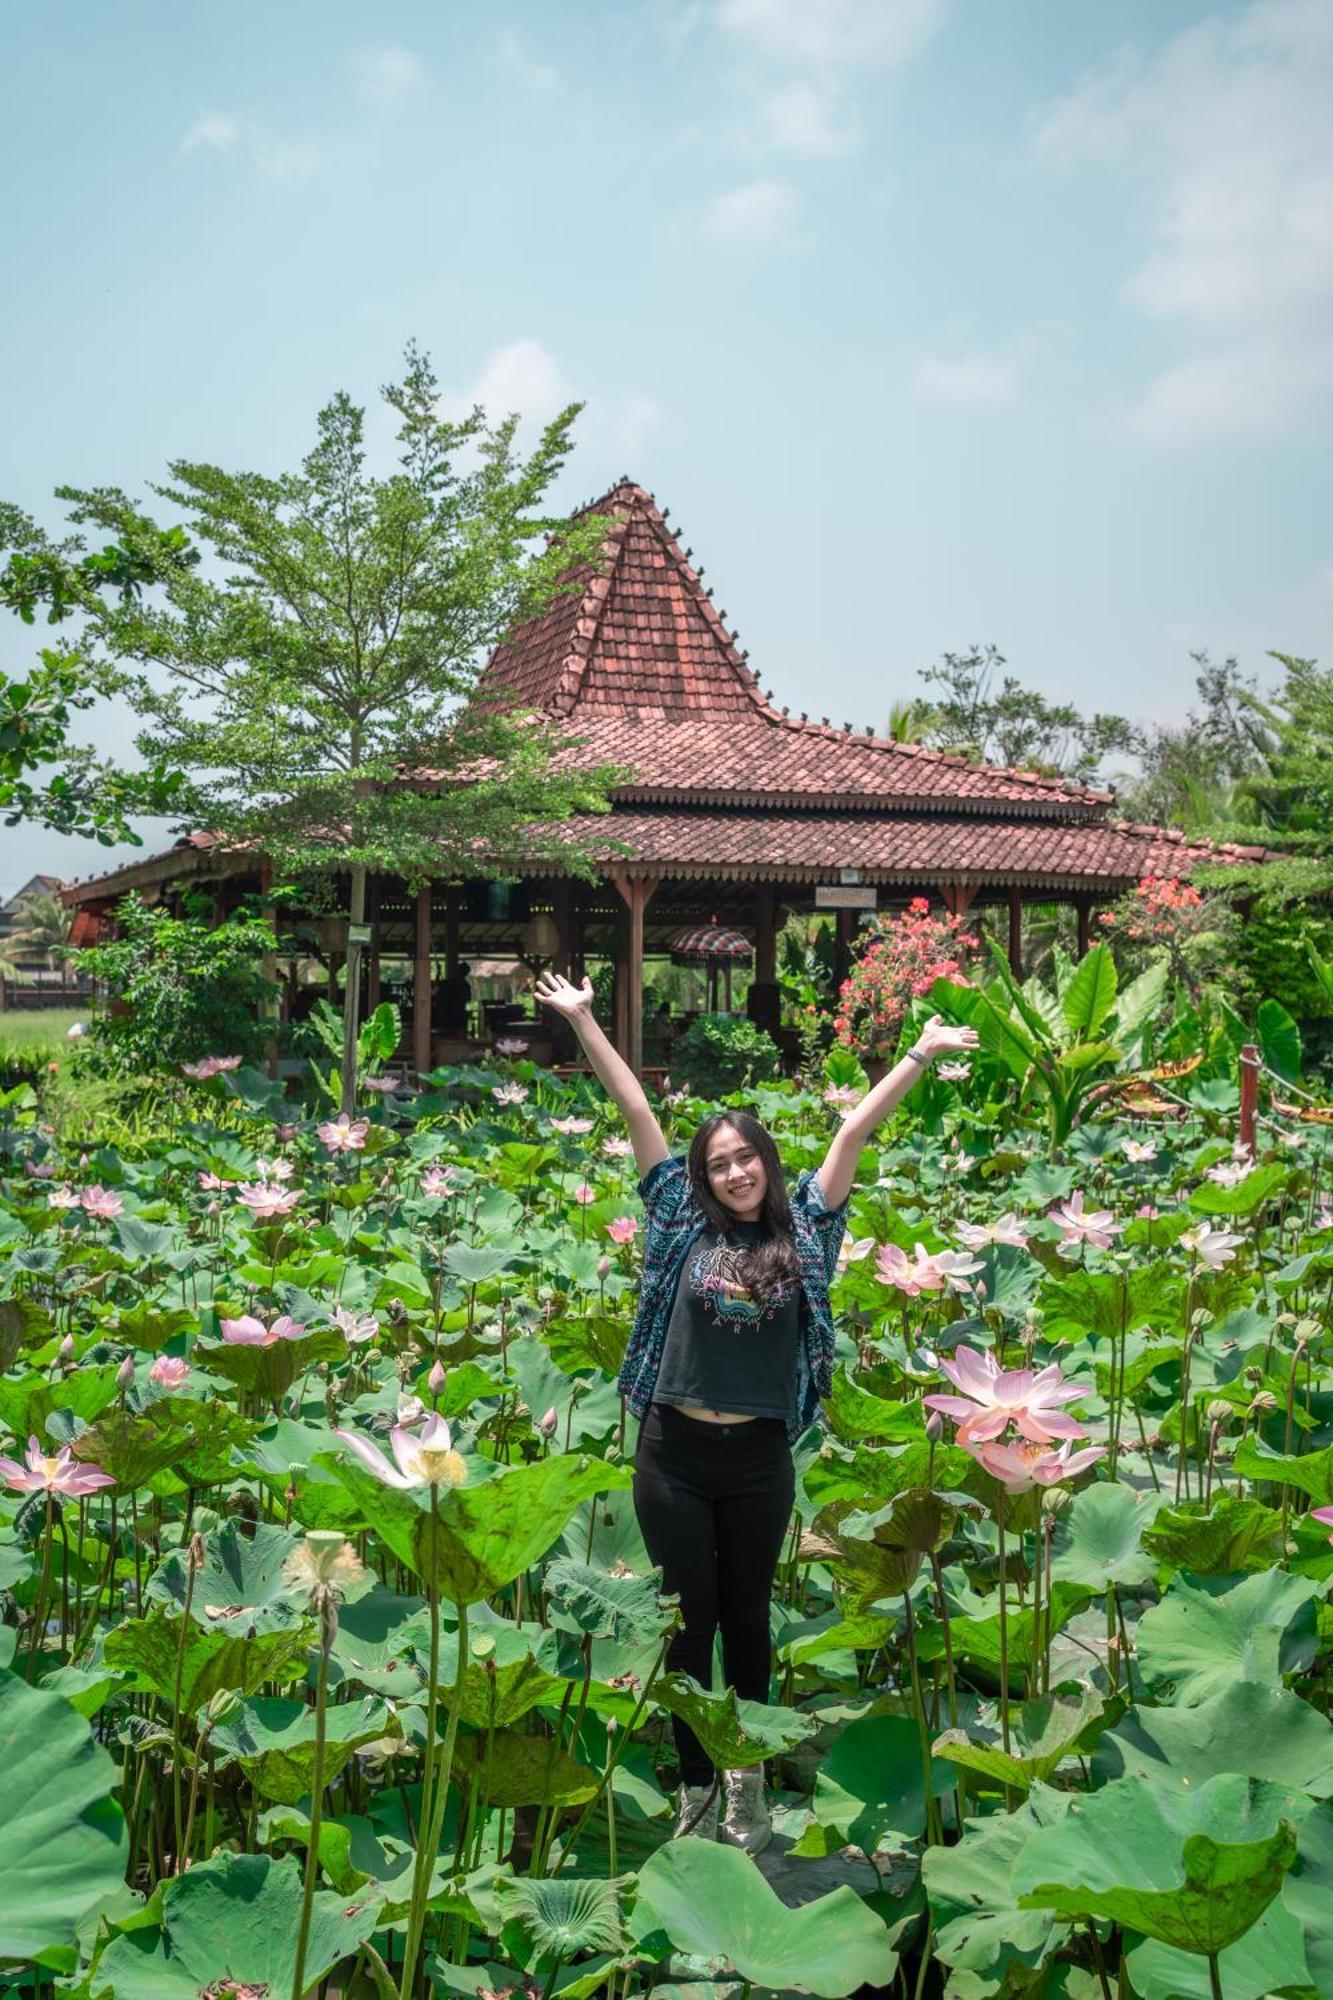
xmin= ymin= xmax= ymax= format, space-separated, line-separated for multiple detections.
xmin=195 ymin=1324 xmax=346 ymax=1404
xmin=451 ymin=1727 xmax=601 ymax=1807
xmin=207 ymin=1691 xmax=396 ymax=1802
xmin=0 ymin=1672 xmax=129 ymax=1969
xmin=631 ymin=1835 xmax=900 ymax=1998
xmin=1097 ymin=1678 xmax=1333 ymax=1796
xmin=656 ymin=1673 xmax=818 ymax=1767
xmin=1234 ymin=1436 xmax=1333 ymax=1508
xmin=1125 ymin=1896 xmax=1314 ymax=2000
xmin=104 ymin=1608 xmax=311 ymax=1712
xmin=1141 ymin=1494 xmax=1289 ymax=1574
xmin=1013 ymin=1771 xmax=1300 ymax=1956
xmin=1279 ymin=1796 xmax=1333 ymax=1994
xmin=90 ymin=1850 xmax=382 ymax=1997
xmin=1135 ymin=1568 xmax=1320 ymax=1703
xmin=922 ymin=1786 xmax=1075 ymax=1995
xmin=1049 ymin=1479 xmax=1161 ymax=1590
xmin=147 ymin=1518 xmax=305 ymax=1633
xmin=793 ymin=1711 xmax=951 ymax=1853
xmin=933 ymin=1688 xmax=1108 ymax=1793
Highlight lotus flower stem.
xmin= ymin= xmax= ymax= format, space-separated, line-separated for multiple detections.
xmin=171 ymin=1543 xmax=201 ymax=1868
xmin=548 ymin=1640 xmax=667 ymax=1879
xmin=400 ymin=1595 xmax=468 ymax=2000
xmin=901 ymin=1589 xmax=940 ymax=1846
xmin=290 ymin=1594 xmax=333 ymax=2000
xmin=26 ymin=1493 xmax=54 ymax=1681
xmin=996 ymin=1491 xmax=1011 ymax=1756
xmin=1028 ymin=1528 xmax=1042 ymax=1702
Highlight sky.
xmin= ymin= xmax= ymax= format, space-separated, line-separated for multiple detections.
xmin=2 ymin=0 xmax=1331 ymax=897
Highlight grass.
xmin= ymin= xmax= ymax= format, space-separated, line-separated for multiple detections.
xmin=0 ymin=1006 xmax=88 ymax=1065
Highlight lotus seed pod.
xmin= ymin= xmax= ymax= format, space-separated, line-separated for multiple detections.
xmin=1206 ymin=1399 xmax=1231 ymax=1426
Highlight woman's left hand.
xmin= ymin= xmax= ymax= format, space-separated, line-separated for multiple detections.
xmin=913 ymin=1013 xmax=981 ymax=1061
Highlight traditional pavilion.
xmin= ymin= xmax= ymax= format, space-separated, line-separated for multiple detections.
xmin=62 ymin=479 xmax=1268 ymax=1075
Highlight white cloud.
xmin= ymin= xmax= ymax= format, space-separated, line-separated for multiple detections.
xmin=349 ymin=44 xmax=425 ymax=106
xmin=443 ymin=340 xmax=574 ymax=436
xmin=913 ymin=349 xmax=1022 ymax=407
xmin=498 ymin=26 xmax=560 ymax=91
xmin=254 ymin=138 xmax=327 ymax=186
xmin=715 ymin=0 xmax=945 ymax=70
xmin=181 ymin=112 xmax=239 ymax=154
xmin=1032 ymin=0 xmax=1333 ymax=443
xmin=705 ymin=178 xmax=799 ymax=247
xmin=759 ymin=80 xmax=855 ymax=158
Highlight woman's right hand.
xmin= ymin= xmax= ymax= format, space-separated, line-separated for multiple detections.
xmin=534 ymin=970 xmax=595 ymax=1020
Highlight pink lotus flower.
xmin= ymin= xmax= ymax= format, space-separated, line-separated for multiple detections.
xmin=876 ymin=1243 xmax=983 ymax=1296
xmin=212 ymin=1055 xmax=243 ymax=1073
xmin=1310 ymin=1504 xmax=1333 ymax=1545
xmin=149 ymin=1355 xmax=191 ymax=1389
xmin=79 ymin=1186 xmax=124 ymax=1220
xmin=495 ymin=1037 xmax=529 ymax=1057
xmin=954 ymin=1212 xmax=1030 ymax=1252
xmin=331 ymin=1305 xmax=378 ymax=1344
xmin=550 ymin=1116 xmax=595 ymax=1136
xmin=573 ymin=1182 xmax=597 ymax=1206
xmin=491 ymin=1081 xmax=529 ymax=1107
xmin=1179 ymin=1222 xmax=1244 ymax=1270
xmin=963 ymin=1435 xmax=1106 ymax=1492
xmin=941 ymin=1149 xmax=978 ymax=1176
xmin=48 ymin=1185 xmax=81 ymax=1210
xmin=606 ymin=1216 xmax=638 ymax=1246
xmin=1053 ymin=1189 xmax=1123 ymax=1254
xmin=836 ymin=1234 xmax=877 ymax=1271
xmin=823 ymin=1084 xmax=862 ymax=1110
xmin=1135 ymin=1203 xmax=1161 ymax=1220
xmin=181 ymin=1054 xmax=243 ymax=1080
xmin=236 ymin=1181 xmax=301 ymax=1220
xmin=317 ymin=1114 xmax=370 ymax=1153
xmin=362 ymin=1075 xmax=398 ymax=1093
xmin=219 ymin=1313 xmax=307 ymax=1346
xmin=334 ymin=1411 xmax=467 ymax=1490
xmin=925 ymin=1344 xmax=1090 ymax=1445
xmin=197 ymin=1171 xmax=227 ymax=1191
xmin=936 ymin=1060 xmax=972 ymax=1082
xmin=25 ymin=1160 xmax=55 ymax=1179
xmin=253 ymin=1157 xmax=295 ymax=1182
xmin=1205 ymin=1159 xmax=1250 ymax=1189
xmin=0 ymin=1436 xmax=115 ymax=1496
xmin=1122 ymin=1137 xmax=1157 ymax=1163
xmin=420 ymin=1166 xmax=457 ymax=1198
xmin=602 ymin=1135 xmax=634 ymax=1159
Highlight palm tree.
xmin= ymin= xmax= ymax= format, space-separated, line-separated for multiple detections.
xmin=8 ymin=891 xmax=75 ymax=987
xmin=884 ymin=697 xmax=931 ymax=745
xmin=0 ymin=945 xmax=31 ymax=1012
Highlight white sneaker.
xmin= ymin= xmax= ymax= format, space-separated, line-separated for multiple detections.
xmin=672 ymin=1779 xmax=720 ymax=1840
xmin=720 ymin=1767 xmax=772 ymax=1854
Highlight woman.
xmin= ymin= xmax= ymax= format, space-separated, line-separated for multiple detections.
xmin=535 ymin=969 xmax=977 ymax=1852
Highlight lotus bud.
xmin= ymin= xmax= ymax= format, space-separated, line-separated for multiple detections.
xmin=924 ymin=1409 xmax=944 ymax=1443
xmin=538 ymin=1406 xmax=559 ymax=1438
xmin=1040 ymin=1486 xmax=1073 ymax=1519
xmin=428 ymin=1359 xmax=447 ymax=1398
xmin=604 ymin=1445 xmax=622 ymax=1467
xmin=57 ymin=1333 xmax=75 ymax=1364
xmin=1249 ymin=1389 xmax=1279 ymax=1414
xmin=116 ymin=1353 xmax=135 ymax=1392
xmin=397 ymin=1394 xmax=425 ymax=1427
xmin=1206 ymin=1400 xmax=1232 ymax=1428
xmin=204 ymin=1686 xmax=244 ymax=1729
xmin=605 ymin=1715 xmax=618 ymax=1738
xmin=189 ymin=1532 xmax=207 ymax=1572
xmin=596 ymin=1255 xmax=611 ymax=1281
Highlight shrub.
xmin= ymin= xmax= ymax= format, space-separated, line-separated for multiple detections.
xmin=835 ymin=900 xmax=978 ymax=1061
xmin=669 ymin=1013 xmax=781 ymax=1098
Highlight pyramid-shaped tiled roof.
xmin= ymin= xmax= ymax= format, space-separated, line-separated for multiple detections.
xmin=478 ymin=481 xmax=1109 ymax=819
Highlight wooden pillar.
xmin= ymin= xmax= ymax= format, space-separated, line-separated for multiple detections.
xmin=940 ymin=882 xmax=978 ymax=920
xmin=367 ymin=876 xmax=381 ymax=1012
xmin=413 ymin=885 xmax=432 ymax=1076
xmin=552 ymin=881 xmax=573 ymax=977
xmin=610 ymin=874 xmax=660 ymax=1077
xmin=445 ymin=888 xmax=461 ymax=980
xmin=1008 ymin=886 xmax=1023 ymax=979
xmin=834 ymin=907 xmax=857 ymax=989
xmin=755 ymin=884 xmax=776 ymax=985
xmin=1075 ymin=895 xmax=1092 ymax=958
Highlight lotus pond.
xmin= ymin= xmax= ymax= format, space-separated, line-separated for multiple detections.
xmin=5 ymin=1037 xmax=1333 ymax=2000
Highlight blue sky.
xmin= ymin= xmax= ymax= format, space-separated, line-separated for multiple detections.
xmin=3 ymin=0 xmax=1331 ymax=896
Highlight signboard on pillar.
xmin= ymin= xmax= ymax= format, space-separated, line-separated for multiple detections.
xmin=815 ymin=885 xmax=878 ymax=910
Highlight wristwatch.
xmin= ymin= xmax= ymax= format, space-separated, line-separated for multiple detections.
xmin=906 ymin=1045 xmax=931 ymax=1067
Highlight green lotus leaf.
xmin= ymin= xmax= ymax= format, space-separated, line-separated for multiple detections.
xmin=631 ymin=1835 xmax=901 ymax=1998
xmin=147 ymin=1519 xmax=305 ymax=1634
xmin=508 ymin=1340 xmax=621 ymax=1446
xmin=804 ymin=1437 xmax=986 ymax=1510
xmin=327 ymin=1584 xmax=430 ymax=1698
xmin=257 ymin=1802 xmax=362 ymax=1894
xmin=1135 ymin=1569 xmax=1320 ymax=1704
xmin=443 ymin=1242 xmax=520 ymax=1285
xmin=1013 ymin=1771 xmax=1299 ymax=1956
xmin=1097 ymin=1679 xmax=1333 ymax=1796
xmin=1188 ymin=1162 xmax=1286 ymax=1216
xmin=1142 ymin=1493 xmax=1290 ymax=1574
xmin=933 ymin=1688 xmax=1108 ymax=1794
xmin=1283 ymin=1796 xmax=1333 ymax=1995
xmin=656 ymin=1673 xmax=818 ymax=1768
xmin=0 ymin=1672 xmax=129 ymax=1970
xmin=0 ymin=1363 xmax=121 ymax=1446
xmin=451 ymin=1727 xmax=600 ymax=1808
xmin=408 ymin=1619 xmax=568 ymax=1727
xmin=1035 ymin=1265 xmax=1176 ymax=1345
xmin=493 ymin=1874 xmax=622 ymax=1966
xmin=194 ymin=1324 xmax=346 ymax=1405
xmin=413 ymin=1358 xmax=503 ymax=1419
xmin=234 ymin=1415 xmax=363 ymax=1528
xmin=544 ymin=1557 xmax=676 ymax=1646
xmin=922 ymin=1785 xmax=1075 ymax=1994
xmin=1049 ymin=1479 xmax=1162 ymax=1590
xmin=318 ymin=1446 xmax=631 ymax=1603
xmin=822 ymin=1369 xmax=923 ymax=1444
xmin=108 ymin=1302 xmax=194 ymax=1354
xmin=793 ymin=1711 xmax=951 ymax=1854
xmin=207 ymin=1692 xmax=396 ymax=1803
xmin=1234 ymin=1437 xmax=1333 ymax=1509
xmin=939 ymin=1582 xmax=1095 ymax=1678
xmin=90 ymin=1850 xmax=381 ymax=1998
xmin=104 ymin=1608 xmax=311 ymax=1713
xmin=779 ymin=1610 xmax=895 ymax=1668
xmin=1125 ymin=1896 xmax=1313 ymax=2000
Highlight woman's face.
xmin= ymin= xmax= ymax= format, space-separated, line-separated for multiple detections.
xmin=703 ymin=1121 xmax=768 ymax=1222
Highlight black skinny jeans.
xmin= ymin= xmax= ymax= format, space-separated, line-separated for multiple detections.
xmin=632 ymin=1401 xmax=795 ymax=1787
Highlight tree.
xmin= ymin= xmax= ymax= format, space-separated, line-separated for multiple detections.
xmin=7 ymin=889 xmax=75 ymax=987
xmin=0 ymin=504 xmax=193 ymax=842
xmin=914 ymin=643 xmax=1142 ymax=785
xmin=61 ymin=344 xmax=620 ymax=1108
xmin=1117 ymin=652 xmax=1273 ymax=832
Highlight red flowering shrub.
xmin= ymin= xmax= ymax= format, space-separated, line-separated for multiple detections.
xmin=835 ymin=898 xmax=979 ymax=1058
xmin=1097 ymin=875 xmax=1230 ymax=999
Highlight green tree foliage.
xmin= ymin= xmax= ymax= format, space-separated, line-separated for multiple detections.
xmin=78 ymin=893 xmax=277 ymax=1074
xmin=60 ymin=343 xmax=620 ymax=1107
xmin=913 ymin=643 xmax=1141 ymax=785
xmin=0 ymin=504 xmax=193 ymax=842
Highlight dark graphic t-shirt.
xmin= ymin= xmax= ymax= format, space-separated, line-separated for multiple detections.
xmin=651 ymin=1219 xmax=801 ymax=1420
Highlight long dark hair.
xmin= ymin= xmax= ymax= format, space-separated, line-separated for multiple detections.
xmin=686 ymin=1112 xmax=801 ymax=1308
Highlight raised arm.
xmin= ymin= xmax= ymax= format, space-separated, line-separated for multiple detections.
xmin=817 ymin=1013 xmax=979 ymax=1211
xmin=534 ymin=971 xmax=670 ymax=1179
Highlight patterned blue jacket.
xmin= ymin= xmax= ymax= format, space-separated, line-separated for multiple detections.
xmin=616 ymin=1155 xmax=850 ymax=1442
